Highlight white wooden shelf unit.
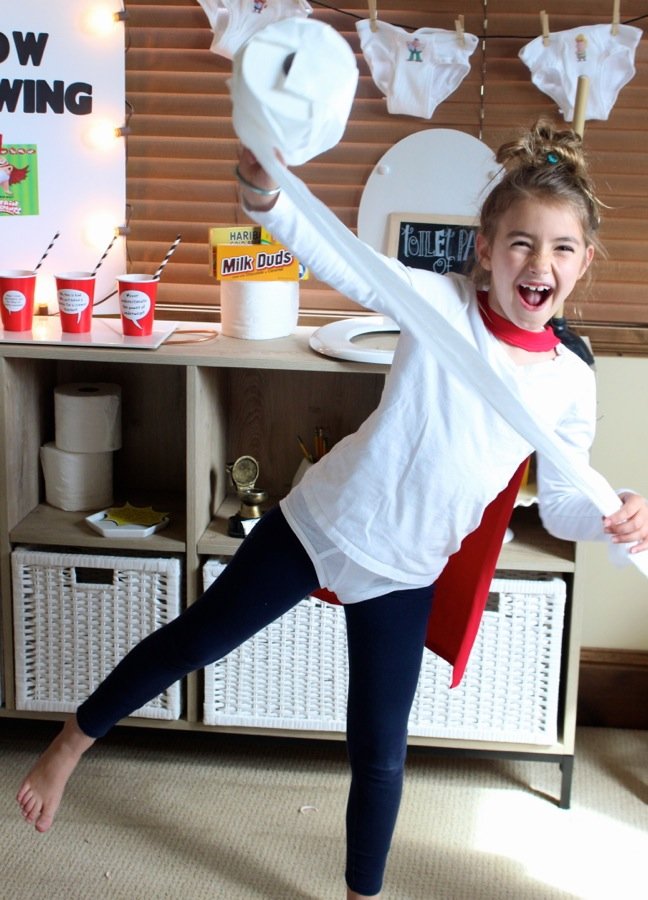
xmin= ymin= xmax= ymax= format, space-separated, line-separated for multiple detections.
xmin=0 ymin=324 xmax=582 ymax=808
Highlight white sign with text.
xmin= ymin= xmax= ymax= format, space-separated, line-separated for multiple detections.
xmin=0 ymin=1 xmax=126 ymax=312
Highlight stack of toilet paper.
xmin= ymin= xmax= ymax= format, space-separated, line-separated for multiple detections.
xmin=40 ymin=383 xmax=122 ymax=511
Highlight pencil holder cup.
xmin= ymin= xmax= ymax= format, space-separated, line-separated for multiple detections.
xmin=292 ymin=458 xmax=312 ymax=488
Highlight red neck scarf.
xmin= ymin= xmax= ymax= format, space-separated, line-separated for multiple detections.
xmin=477 ymin=291 xmax=560 ymax=352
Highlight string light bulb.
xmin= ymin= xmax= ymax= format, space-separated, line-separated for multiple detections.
xmin=82 ymin=6 xmax=124 ymax=37
xmin=84 ymin=212 xmax=120 ymax=250
xmin=83 ymin=119 xmax=126 ymax=151
xmin=34 ymin=274 xmax=57 ymax=315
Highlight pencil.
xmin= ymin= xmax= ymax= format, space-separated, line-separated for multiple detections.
xmin=314 ymin=426 xmax=328 ymax=461
xmin=297 ymin=435 xmax=314 ymax=463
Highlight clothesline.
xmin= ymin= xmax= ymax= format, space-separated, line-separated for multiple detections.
xmin=310 ymin=1 xmax=648 ymax=40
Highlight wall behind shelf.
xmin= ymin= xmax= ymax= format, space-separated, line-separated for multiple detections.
xmin=579 ymin=355 xmax=648 ymax=651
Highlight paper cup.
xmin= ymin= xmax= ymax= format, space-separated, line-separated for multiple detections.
xmin=55 ymin=271 xmax=95 ymax=333
xmin=0 ymin=269 xmax=36 ymax=331
xmin=117 ymin=274 xmax=158 ymax=336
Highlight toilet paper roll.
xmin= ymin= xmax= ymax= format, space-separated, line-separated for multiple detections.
xmin=220 ymin=281 xmax=299 ymax=340
xmin=230 ymin=18 xmax=358 ymax=166
xmin=54 ymin=383 xmax=122 ymax=452
xmin=40 ymin=442 xmax=113 ymax=511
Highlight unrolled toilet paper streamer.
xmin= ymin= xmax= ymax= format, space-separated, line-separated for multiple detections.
xmin=229 ymin=18 xmax=648 ymax=579
xmin=40 ymin=442 xmax=113 ymax=511
xmin=221 ymin=280 xmax=299 ymax=339
xmin=54 ymin=383 xmax=122 ymax=452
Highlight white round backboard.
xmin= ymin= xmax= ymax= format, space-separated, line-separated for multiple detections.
xmin=358 ymin=129 xmax=498 ymax=253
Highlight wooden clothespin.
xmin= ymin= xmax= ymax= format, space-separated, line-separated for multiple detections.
xmin=611 ymin=0 xmax=620 ymax=35
xmin=368 ymin=0 xmax=378 ymax=33
xmin=573 ymin=75 xmax=590 ymax=138
xmin=455 ymin=15 xmax=465 ymax=46
xmin=540 ymin=10 xmax=550 ymax=46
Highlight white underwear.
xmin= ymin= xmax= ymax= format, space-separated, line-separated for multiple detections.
xmin=519 ymin=23 xmax=642 ymax=121
xmin=356 ymin=20 xmax=478 ymax=119
xmin=196 ymin=0 xmax=312 ymax=60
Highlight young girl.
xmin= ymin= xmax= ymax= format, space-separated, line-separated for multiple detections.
xmin=17 ymin=121 xmax=648 ymax=900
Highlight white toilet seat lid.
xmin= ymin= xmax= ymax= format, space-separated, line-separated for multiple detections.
xmin=309 ymin=316 xmax=399 ymax=364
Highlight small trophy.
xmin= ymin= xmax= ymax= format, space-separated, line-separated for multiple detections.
xmin=227 ymin=455 xmax=268 ymax=538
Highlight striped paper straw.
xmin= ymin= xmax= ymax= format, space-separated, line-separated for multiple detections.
xmin=153 ymin=234 xmax=182 ymax=280
xmin=33 ymin=231 xmax=60 ymax=272
xmin=92 ymin=233 xmax=118 ymax=275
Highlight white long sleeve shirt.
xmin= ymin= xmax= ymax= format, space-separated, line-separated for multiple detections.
xmin=251 ymin=194 xmax=607 ymax=597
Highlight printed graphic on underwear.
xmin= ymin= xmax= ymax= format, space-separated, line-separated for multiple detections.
xmin=574 ymin=34 xmax=587 ymax=63
xmin=406 ymin=38 xmax=424 ymax=62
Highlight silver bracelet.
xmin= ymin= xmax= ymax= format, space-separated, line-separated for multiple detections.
xmin=234 ymin=164 xmax=281 ymax=197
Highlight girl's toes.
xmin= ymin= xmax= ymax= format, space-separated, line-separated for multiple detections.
xmin=35 ymin=809 xmax=55 ymax=833
xmin=20 ymin=793 xmax=36 ymax=815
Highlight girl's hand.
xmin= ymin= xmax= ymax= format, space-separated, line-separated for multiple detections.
xmin=603 ymin=492 xmax=648 ymax=553
xmin=236 ymin=146 xmax=280 ymax=211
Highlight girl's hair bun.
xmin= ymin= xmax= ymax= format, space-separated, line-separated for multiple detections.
xmin=496 ymin=119 xmax=589 ymax=182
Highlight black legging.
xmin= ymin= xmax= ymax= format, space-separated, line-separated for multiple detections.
xmin=77 ymin=506 xmax=434 ymax=896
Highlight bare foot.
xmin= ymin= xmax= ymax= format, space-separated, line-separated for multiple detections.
xmin=16 ymin=717 xmax=95 ymax=833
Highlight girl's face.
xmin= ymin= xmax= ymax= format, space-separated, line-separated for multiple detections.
xmin=476 ymin=197 xmax=594 ymax=332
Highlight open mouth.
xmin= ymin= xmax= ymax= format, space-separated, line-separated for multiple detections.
xmin=517 ymin=283 xmax=553 ymax=309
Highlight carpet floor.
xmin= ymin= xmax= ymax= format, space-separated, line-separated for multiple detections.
xmin=0 ymin=720 xmax=646 ymax=900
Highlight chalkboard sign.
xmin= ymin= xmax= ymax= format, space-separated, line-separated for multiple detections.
xmin=387 ymin=212 xmax=478 ymax=275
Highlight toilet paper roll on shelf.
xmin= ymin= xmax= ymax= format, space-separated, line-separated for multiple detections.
xmin=40 ymin=442 xmax=113 ymax=511
xmin=220 ymin=280 xmax=299 ymax=339
xmin=54 ymin=382 xmax=122 ymax=452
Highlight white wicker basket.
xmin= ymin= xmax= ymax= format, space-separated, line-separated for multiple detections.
xmin=203 ymin=559 xmax=566 ymax=744
xmin=12 ymin=549 xmax=182 ymax=720
xmin=409 ymin=576 xmax=566 ymax=744
xmin=202 ymin=558 xmax=349 ymax=730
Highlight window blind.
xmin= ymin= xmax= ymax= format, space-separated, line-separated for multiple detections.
xmin=124 ymin=0 xmax=648 ymax=332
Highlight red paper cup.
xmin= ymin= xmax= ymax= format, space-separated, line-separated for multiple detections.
xmin=117 ymin=275 xmax=158 ymax=336
xmin=55 ymin=271 xmax=95 ymax=333
xmin=0 ymin=269 xmax=36 ymax=331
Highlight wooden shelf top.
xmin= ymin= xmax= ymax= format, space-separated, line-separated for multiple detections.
xmin=0 ymin=322 xmax=391 ymax=373
xmin=497 ymin=508 xmax=575 ymax=573
xmin=198 ymin=501 xmax=574 ymax=573
xmin=11 ymin=500 xmax=187 ymax=554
